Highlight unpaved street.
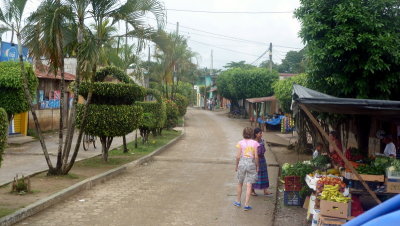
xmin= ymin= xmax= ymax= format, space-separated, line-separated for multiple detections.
xmin=17 ymin=108 xmax=278 ymax=226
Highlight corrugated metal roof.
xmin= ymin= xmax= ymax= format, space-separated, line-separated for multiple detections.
xmin=35 ymin=67 xmax=76 ymax=81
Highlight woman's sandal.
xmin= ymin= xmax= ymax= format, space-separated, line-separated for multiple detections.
xmin=251 ymin=192 xmax=258 ymax=196
xmin=264 ymin=191 xmax=273 ymax=196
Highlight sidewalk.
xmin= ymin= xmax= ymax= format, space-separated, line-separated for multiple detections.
xmin=0 ymin=130 xmax=139 ymax=186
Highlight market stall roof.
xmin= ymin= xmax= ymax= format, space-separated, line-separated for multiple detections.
xmin=35 ymin=67 xmax=76 ymax=81
xmin=292 ymin=85 xmax=400 ymax=118
xmin=246 ymin=96 xmax=276 ymax=103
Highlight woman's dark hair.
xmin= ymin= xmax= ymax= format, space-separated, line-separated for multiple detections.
xmin=253 ymin=127 xmax=262 ymax=139
xmin=243 ymin=127 xmax=254 ymax=139
xmin=329 ymin=131 xmax=339 ymax=139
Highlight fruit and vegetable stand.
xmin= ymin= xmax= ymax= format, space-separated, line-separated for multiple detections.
xmin=287 ymin=85 xmax=400 ymax=224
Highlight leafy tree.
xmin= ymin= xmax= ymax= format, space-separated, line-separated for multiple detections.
xmin=295 ymin=0 xmax=400 ymax=99
xmin=0 ymin=62 xmax=38 ymax=119
xmin=224 ymin=61 xmax=255 ymax=69
xmin=0 ymin=108 xmax=7 ymax=167
xmin=216 ymin=68 xmax=279 ymax=109
xmin=0 ymin=0 xmax=54 ymax=169
xmin=273 ymin=73 xmax=309 ymax=112
xmin=278 ymin=49 xmax=306 ymax=74
xmin=77 ymin=67 xmax=145 ymax=161
xmin=173 ymin=93 xmax=189 ymax=116
xmin=259 ymin=60 xmax=279 ymax=71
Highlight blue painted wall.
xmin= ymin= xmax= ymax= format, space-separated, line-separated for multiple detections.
xmin=0 ymin=41 xmax=29 ymax=62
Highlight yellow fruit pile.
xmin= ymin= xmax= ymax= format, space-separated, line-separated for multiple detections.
xmin=319 ymin=184 xmax=351 ymax=203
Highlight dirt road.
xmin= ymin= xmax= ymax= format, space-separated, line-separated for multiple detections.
xmin=17 ymin=108 xmax=278 ymax=226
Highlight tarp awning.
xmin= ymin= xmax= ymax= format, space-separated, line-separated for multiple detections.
xmin=292 ymin=85 xmax=400 ymax=118
xmin=246 ymin=96 xmax=276 ymax=103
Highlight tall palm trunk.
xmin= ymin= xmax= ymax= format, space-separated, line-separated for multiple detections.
xmin=16 ymin=31 xmax=54 ymax=170
xmin=63 ymin=15 xmax=88 ymax=173
xmin=55 ymin=32 xmax=66 ymax=173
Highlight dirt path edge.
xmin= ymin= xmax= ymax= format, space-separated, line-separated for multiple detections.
xmin=0 ymin=129 xmax=185 ymax=226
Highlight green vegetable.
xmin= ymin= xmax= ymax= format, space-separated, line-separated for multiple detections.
xmin=311 ymin=155 xmax=330 ymax=169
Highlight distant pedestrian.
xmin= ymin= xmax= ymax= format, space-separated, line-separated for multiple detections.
xmin=234 ymin=127 xmax=259 ymax=211
xmin=251 ymin=128 xmax=273 ymax=196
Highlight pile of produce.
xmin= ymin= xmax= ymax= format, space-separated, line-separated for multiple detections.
xmin=311 ymin=155 xmax=331 ymax=169
xmin=356 ymin=156 xmax=395 ymax=175
xmin=282 ymin=162 xmax=314 ymax=178
xmin=319 ymin=184 xmax=351 ymax=203
xmin=316 ymin=176 xmax=346 ymax=193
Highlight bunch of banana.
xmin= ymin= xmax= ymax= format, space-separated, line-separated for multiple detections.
xmin=319 ymin=184 xmax=351 ymax=203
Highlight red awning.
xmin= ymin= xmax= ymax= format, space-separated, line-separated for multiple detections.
xmin=246 ymin=96 xmax=276 ymax=103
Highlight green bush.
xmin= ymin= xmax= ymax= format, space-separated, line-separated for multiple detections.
xmin=0 ymin=108 xmax=7 ymax=167
xmin=94 ymin=66 xmax=131 ymax=83
xmin=165 ymin=99 xmax=179 ymax=129
xmin=76 ymin=104 xmax=143 ymax=137
xmin=79 ymin=82 xmax=145 ymax=105
xmin=173 ymin=93 xmax=189 ymax=116
xmin=0 ymin=62 xmax=38 ymax=117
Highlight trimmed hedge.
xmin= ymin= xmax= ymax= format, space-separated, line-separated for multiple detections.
xmin=76 ymin=104 xmax=143 ymax=137
xmin=165 ymin=99 xmax=179 ymax=129
xmin=79 ymin=82 xmax=145 ymax=105
xmin=136 ymin=100 xmax=167 ymax=129
xmin=94 ymin=66 xmax=131 ymax=83
xmin=0 ymin=61 xmax=38 ymax=117
xmin=173 ymin=93 xmax=189 ymax=117
xmin=0 ymin=108 xmax=7 ymax=167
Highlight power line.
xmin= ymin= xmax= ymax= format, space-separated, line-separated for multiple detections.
xmin=166 ymin=8 xmax=293 ymax=14
xmin=250 ymin=49 xmax=269 ymax=65
xmin=189 ymin=39 xmax=259 ymax=57
xmin=146 ymin=16 xmax=304 ymax=50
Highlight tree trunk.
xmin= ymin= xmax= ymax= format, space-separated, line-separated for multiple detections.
xmin=100 ymin=136 xmax=113 ymax=162
xmin=16 ymin=32 xmax=54 ymax=170
xmin=56 ymin=33 xmax=65 ymax=172
xmin=62 ymin=14 xmax=85 ymax=173
xmin=100 ymin=136 xmax=108 ymax=162
xmin=123 ymin=135 xmax=128 ymax=153
xmin=135 ymin=129 xmax=138 ymax=148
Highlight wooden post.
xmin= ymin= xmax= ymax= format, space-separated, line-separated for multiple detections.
xmin=299 ymin=104 xmax=381 ymax=204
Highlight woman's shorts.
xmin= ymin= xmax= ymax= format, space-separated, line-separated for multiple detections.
xmin=237 ymin=158 xmax=257 ymax=184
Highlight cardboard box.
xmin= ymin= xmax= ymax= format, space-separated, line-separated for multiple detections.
xmin=351 ymin=173 xmax=384 ymax=182
xmin=386 ymin=182 xmax=400 ymax=193
xmin=320 ymin=200 xmax=349 ymax=219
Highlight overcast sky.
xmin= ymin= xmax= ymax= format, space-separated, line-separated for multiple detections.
xmin=160 ymin=0 xmax=304 ymax=69
xmin=1 ymin=0 xmax=304 ymax=70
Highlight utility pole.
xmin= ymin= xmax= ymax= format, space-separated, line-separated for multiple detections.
xmin=269 ymin=42 xmax=272 ymax=72
xmin=211 ymin=50 xmax=213 ymax=76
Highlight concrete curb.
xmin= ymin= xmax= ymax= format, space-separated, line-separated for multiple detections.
xmin=0 ymin=129 xmax=185 ymax=226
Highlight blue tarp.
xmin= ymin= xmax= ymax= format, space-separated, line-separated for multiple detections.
xmin=257 ymin=115 xmax=284 ymax=125
xmin=345 ymin=194 xmax=400 ymax=226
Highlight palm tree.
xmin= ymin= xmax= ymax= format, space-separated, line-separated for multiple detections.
xmin=0 ymin=0 xmax=53 ymax=168
xmin=152 ymin=32 xmax=198 ymax=98
xmin=24 ymin=0 xmax=76 ymax=174
xmin=22 ymin=0 xmax=165 ymax=173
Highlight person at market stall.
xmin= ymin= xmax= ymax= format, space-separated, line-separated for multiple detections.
xmin=313 ymin=142 xmax=323 ymax=159
xmin=328 ymin=131 xmax=344 ymax=167
xmin=234 ymin=127 xmax=260 ymax=211
xmin=251 ymin=127 xmax=273 ymax=196
xmin=383 ymin=134 xmax=396 ymax=158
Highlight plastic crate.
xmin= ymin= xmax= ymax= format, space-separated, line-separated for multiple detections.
xmin=284 ymin=191 xmax=303 ymax=206
xmin=284 ymin=176 xmax=302 ymax=191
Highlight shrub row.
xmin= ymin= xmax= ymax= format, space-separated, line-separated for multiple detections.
xmin=0 ymin=61 xmax=38 ymax=117
xmin=78 ymin=82 xmax=145 ymax=105
xmin=76 ymin=104 xmax=143 ymax=137
xmin=0 ymin=108 xmax=8 ymax=167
